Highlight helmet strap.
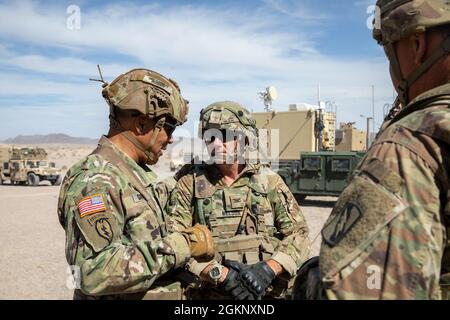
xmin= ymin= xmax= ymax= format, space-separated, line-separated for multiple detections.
xmin=386 ymin=35 xmax=450 ymax=105
xmin=113 ymin=113 xmax=166 ymax=165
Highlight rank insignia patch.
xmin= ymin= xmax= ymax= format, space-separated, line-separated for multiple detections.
xmin=78 ymin=194 xmax=107 ymax=218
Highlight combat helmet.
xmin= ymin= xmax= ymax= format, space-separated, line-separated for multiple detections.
xmin=102 ymin=68 xmax=188 ymax=125
xmin=100 ymin=68 xmax=189 ymax=164
xmin=198 ymin=101 xmax=258 ymax=150
xmin=373 ymin=0 xmax=450 ymax=104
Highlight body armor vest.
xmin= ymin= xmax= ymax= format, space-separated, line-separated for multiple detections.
xmin=192 ymin=164 xmax=279 ymax=264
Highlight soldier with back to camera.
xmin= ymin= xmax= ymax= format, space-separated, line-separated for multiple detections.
xmin=58 ymin=68 xmax=214 ymax=300
xmin=294 ymin=0 xmax=450 ymax=300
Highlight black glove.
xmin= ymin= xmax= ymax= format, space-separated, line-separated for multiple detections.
xmin=220 ymin=260 xmax=254 ymax=300
xmin=239 ymin=261 xmax=276 ymax=299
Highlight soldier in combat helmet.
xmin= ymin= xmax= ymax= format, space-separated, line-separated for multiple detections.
xmin=167 ymin=101 xmax=310 ymax=300
xmin=294 ymin=0 xmax=450 ymax=299
xmin=58 ymin=68 xmax=215 ymax=300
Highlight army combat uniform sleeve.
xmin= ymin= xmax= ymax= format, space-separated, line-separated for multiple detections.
xmin=165 ymin=173 xmax=216 ymax=276
xmin=319 ymin=107 xmax=449 ymax=299
xmin=268 ymin=174 xmax=311 ymax=276
xmin=60 ymin=169 xmax=191 ymax=296
xmin=166 ymin=173 xmax=196 ymax=232
xmin=154 ymin=176 xmax=178 ymax=210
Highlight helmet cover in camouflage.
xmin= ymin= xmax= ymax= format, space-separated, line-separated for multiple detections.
xmin=373 ymin=0 xmax=450 ymax=44
xmin=102 ymin=68 xmax=189 ymax=125
xmin=198 ymin=101 xmax=258 ymax=146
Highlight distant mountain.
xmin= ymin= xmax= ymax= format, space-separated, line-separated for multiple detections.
xmin=2 ymin=134 xmax=97 ymax=145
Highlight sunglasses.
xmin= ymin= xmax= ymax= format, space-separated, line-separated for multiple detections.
xmin=162 ymin=118 xmax=178 ymax=137
xmin=205 ymin=129 xmax=242 ymax=144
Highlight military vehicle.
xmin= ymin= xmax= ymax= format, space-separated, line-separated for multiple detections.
xmin=276 ymin=151 xmax=365 ymax=201
xmin=0 ymin=146 xmax=62 ymax=186
xmin=252 ymin=88 xmax=366 ymax=200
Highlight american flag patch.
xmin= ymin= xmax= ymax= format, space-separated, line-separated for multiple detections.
xmin=78 ymin=194 xmax=107 ymax=218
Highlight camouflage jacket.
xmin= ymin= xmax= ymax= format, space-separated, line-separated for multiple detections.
xmin=319 ymin=83 xmax=450 ymax=299
xmin=167 ymin=163 xmax=310 ymax=285
xmin=57 ymin=136 xmax=191 ymax=299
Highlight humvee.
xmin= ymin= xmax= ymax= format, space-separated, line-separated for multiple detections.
xmin=277 ymin=151 xmax=365 ymax=201
xmin=0 ymin=146 xmax=62 ymax=186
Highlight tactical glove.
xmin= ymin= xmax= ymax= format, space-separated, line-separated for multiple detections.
xmin=180 ymin=224 xmax=214 ymax=260
xmin=220 ymin=260 xmax=254 ymax=300
xmin=239 ymin=261 xmax=276 ymax=299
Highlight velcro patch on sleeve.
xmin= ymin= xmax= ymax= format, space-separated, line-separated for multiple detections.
xmin=78 ymin=194 xmax=107 ymax=218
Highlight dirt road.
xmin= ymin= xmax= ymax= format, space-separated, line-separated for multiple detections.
xmin=0 ymin=182 xmax=334 ymax=299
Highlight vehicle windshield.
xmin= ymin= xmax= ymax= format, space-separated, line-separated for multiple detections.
xmin=26 ymin=161 xmax=36 ymax=168
xmin=38 ymin=161 xmax=48 ymax=167
xmin=331 ymin=158 xmax=351 ymax=172
xmin=302 ymin=157 xmax=321 ymax=171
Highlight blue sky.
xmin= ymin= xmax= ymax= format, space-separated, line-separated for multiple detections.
xmin=0 ymin=0 xmax=394 ymax=140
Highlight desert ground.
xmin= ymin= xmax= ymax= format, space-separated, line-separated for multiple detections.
xmin=0 ymin=144 xmax=334 ymax=299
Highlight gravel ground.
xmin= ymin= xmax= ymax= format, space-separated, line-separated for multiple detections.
xmin=0 ymin=177 xmax=334 ymax=300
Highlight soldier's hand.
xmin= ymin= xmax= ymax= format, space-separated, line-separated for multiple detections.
xmin=238 ymin=261 xmax=276 ymax=300
xmin=180 ymin=224 xmax=214 ymax=259
xmin=220 ymin=260 xmax=254 ymax=300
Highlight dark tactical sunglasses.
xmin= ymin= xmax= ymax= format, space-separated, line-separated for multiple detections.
xmin=162 ymin=117 xmax=178 ymax=137
xmin=205 ymin=129 xmax=243 ymax=144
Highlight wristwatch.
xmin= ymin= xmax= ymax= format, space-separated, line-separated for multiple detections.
xmin=208 ymin=263 xmax=225 ymax=285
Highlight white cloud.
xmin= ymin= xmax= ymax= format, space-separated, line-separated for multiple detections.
xmin=0 ymin=1 xmax=394 ymax=139
xmin=262 ymin=0 xmax=328 ymax=22
xmin=3 ymin=54 xmax=126 ymax=78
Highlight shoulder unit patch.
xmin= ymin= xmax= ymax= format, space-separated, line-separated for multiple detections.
xmin=322 ymin=202 xmax=362 ymax=247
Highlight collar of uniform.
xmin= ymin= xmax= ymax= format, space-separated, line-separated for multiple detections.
xmin=386 ymin=82 xmax=450 ymax=127
xmin=205 ymin=162 xmax=259 ymax=187
xmin=98 ymin=135 xmax=157 ymax=187
xmin=407 ymin=82 xmax=450 ymax=109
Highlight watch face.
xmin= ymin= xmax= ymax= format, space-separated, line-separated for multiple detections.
xmin=209 ymin=267 xmax=221 ymax=279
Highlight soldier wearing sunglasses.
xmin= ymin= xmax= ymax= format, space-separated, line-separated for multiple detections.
xmin=167 ymin=101 xmax=310 ymax=300
xmin=58 ymin=68 xmax=215 ymax=300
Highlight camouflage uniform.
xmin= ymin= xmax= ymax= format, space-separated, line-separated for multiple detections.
xmin=167 ymin=102 xmax=310 ymax=299
xmin=57 ymin=69 xmax=207 ymax=300
xmin=315 ymin=0 xmax=450 ymax=300
xmin=58 ymin=137 xmax=191 ymax=299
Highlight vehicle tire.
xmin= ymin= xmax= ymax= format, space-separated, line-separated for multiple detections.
xmin=27 ymin=173 xmax=40 ymax=186
xmin=295 ymin=194 xmax=307 ymax=202
xmin=52 ymin=175 xmax=62 ymax=186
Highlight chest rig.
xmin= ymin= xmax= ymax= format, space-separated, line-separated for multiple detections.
xmin=192 ymin=164 xmax=277 ymax=264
